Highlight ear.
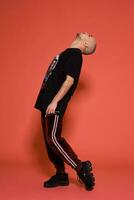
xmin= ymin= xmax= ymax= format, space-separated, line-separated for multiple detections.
xmin=83 ymin=40 xmax=88 ymax=46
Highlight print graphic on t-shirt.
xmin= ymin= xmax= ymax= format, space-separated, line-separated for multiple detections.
xmin=41 ymin=54 xmax=60 ymax=89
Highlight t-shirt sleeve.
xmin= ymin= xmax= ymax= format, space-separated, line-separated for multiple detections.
xmin=62 ymin=52 xmax=82 ymax=81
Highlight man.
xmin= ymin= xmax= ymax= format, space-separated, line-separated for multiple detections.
xmin=34 ymin=32 xmax=96 ymax=191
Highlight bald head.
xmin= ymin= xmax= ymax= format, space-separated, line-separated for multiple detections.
xmin=71 ymin=32 xmax=97 ymax=55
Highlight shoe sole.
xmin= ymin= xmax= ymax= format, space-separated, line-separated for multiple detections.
xmin=85 ymin=161 xmax=95 ymax=190
xmin=78 ymin=161 xmax=95 ymax=191
xmin=43 ymin=181 xmax=69 ymax=188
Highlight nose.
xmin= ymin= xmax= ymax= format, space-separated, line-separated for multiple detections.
xmin=88 ymin=34 xmax=93 ymax=37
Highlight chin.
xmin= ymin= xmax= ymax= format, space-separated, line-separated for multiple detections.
xmin=82 ymin=51 xmax=90 ymax=55
xmin=82 ymin=48 xmax=91 ymax=55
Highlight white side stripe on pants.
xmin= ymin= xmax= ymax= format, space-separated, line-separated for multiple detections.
xmin=51 ymin=114 xmax=77 ymax=168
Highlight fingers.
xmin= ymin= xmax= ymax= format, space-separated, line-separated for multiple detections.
xmin=45 ymin=102 xmax=59 ymax=117
xmin=45 ymin=107 xmax=55 ymax=118
xmin=46 ymin=107 xmax=55 ymax=115
xmin=45 ymin=110 xmax=53 ymax=117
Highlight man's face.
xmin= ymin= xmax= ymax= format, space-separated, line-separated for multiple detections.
xmin=81 ymin=33 xmax=96 ymax=55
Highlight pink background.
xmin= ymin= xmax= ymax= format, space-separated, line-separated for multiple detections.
xmin=1 ymin=0 xmax=134 ymax=199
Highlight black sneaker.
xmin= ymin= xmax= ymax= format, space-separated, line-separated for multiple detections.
xmin=43 ymin=172 xmax=69 ymax=188
xmin=77 ymin=161 xmax=95 ymax=191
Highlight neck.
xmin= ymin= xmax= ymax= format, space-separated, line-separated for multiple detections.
xmin=70 ymin=42 xmax=83 ymax=52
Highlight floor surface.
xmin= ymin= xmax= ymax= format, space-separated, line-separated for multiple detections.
xmin=0 ymin=162 xmax=134 ymax=200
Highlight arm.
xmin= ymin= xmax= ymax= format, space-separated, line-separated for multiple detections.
xmin=46 ymin=75 xmax=74 ymax=114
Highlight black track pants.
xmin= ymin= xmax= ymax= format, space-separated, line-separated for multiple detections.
xmin=41 ymin=110 xmax=82 ymax=173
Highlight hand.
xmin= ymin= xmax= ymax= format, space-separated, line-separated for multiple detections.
xmin=46 ymin=100 xmax=58 ymax=115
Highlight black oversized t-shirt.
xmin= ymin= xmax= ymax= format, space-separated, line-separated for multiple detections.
xmin=34 ymin=48 xmax=83 ymax=117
